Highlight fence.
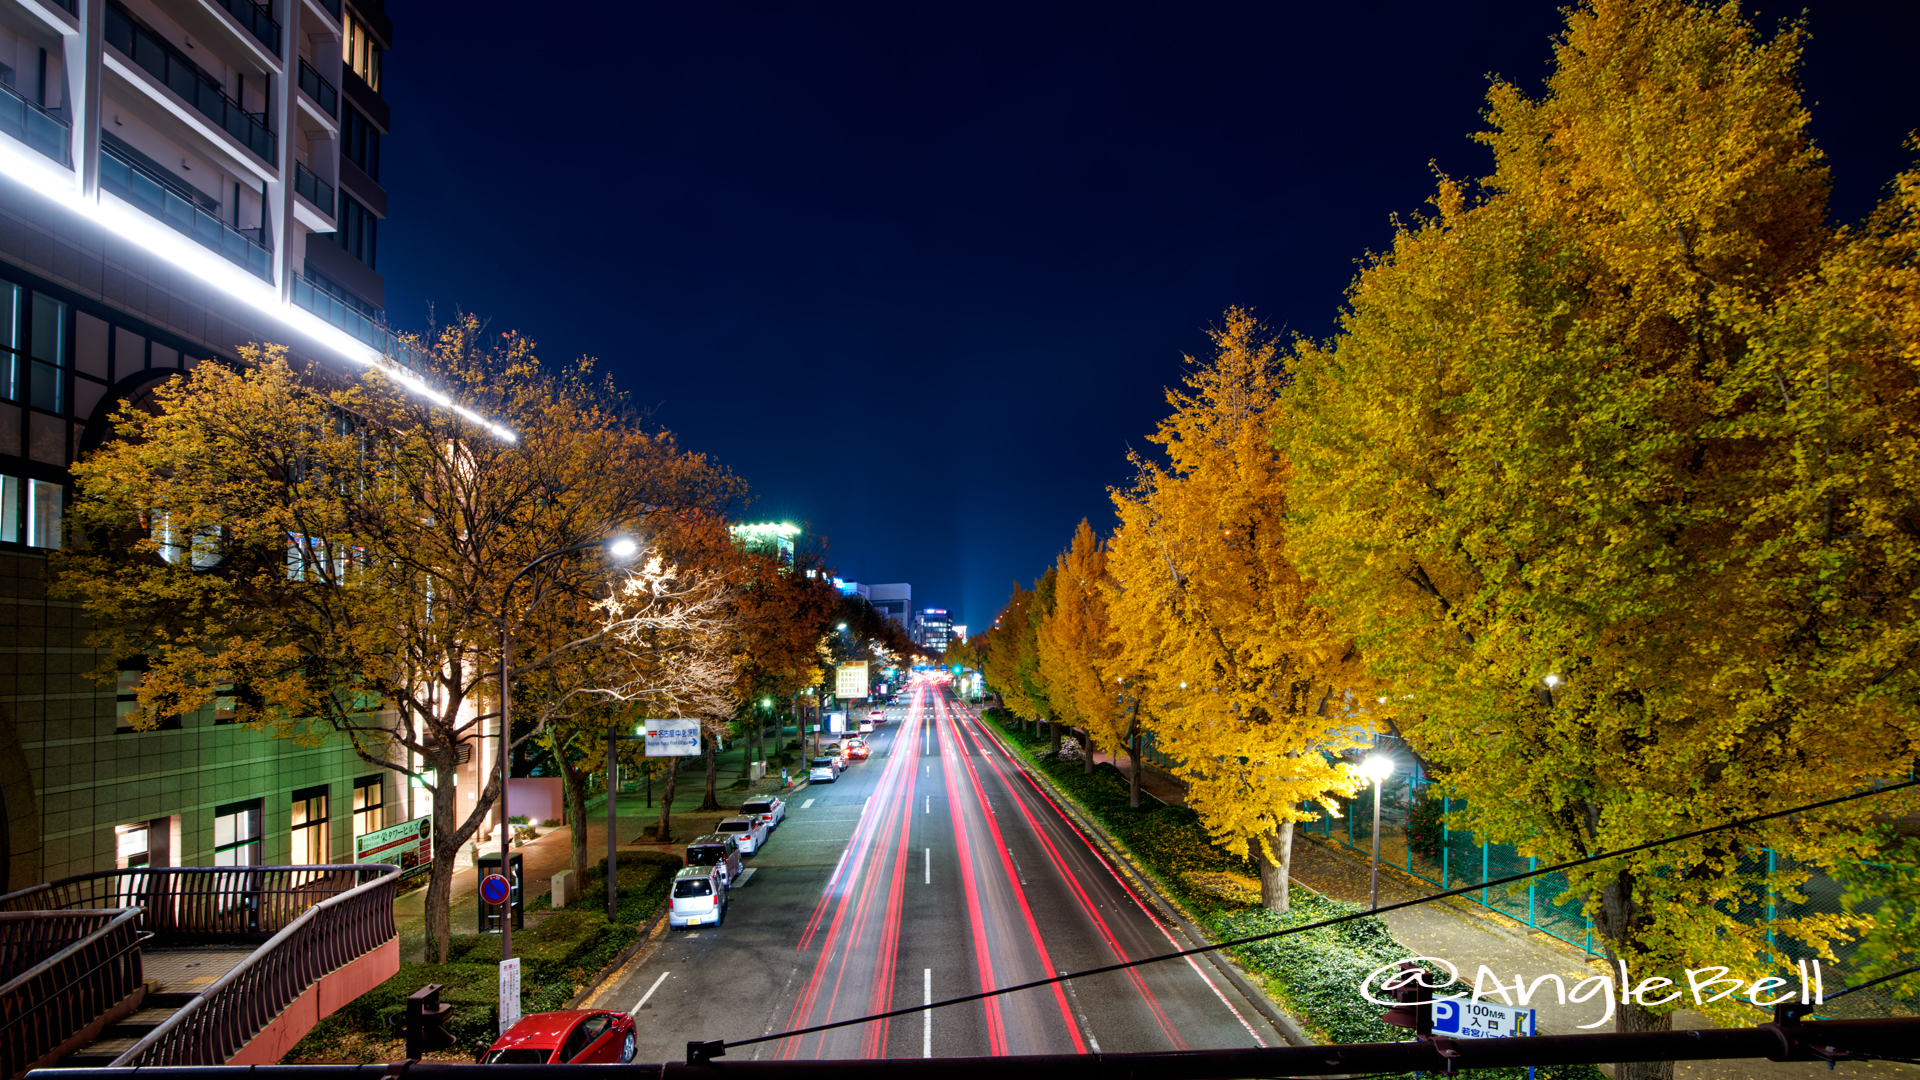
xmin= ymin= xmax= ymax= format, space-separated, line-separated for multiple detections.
xmin=1309 ymin=754 xmax=1916 ymax=1020
xmin=0 ymin=908 xmax=145 ymax=1080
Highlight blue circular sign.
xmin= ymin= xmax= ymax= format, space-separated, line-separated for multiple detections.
xmin=481 ymin=873 xmax=510 ymax=905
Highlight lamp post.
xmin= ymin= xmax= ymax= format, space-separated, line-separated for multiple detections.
xmin=497 ymin=536 xmax=638 ymax=961
xmin=1359 ymin=753 xmax=1398 ymax=911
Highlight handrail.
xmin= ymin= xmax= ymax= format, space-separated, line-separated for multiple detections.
xmin=1 ymin=864 xmax=387 ymax=939
xmin=298 ymin=57 xmax=339 ymax=118
xmin=0 ymin=908 xmax=144 ymax=1080
xmin=110 ymin=864 xmax=396 ymax=1066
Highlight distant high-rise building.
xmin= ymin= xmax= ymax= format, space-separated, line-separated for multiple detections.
xmin=914 ymin=608 xmax=953 ymax=652
xmin=951 ymin=624 xmax=967 ymax=642
xmin=869 ymin=582 xmax=910 ymax=628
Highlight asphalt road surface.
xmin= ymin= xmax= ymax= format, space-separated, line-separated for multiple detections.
xmin=593 ymin=678 xmax=1283 ymax=1062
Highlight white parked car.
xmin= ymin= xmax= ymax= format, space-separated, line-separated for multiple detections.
xmin=808 ymin=757 xmax=837 ymax=783
xmin=741 ymin=796 xmax=786 ymax=828
xmin=668 ymin=866 xmax=727 ymax=928
xmin=715 ymin=814 xmax=771 ymax=854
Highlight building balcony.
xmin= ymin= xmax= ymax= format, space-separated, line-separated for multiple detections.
xmin=292 ymin=272 xmax=405 ymax=356
xmin=293 ymin=161 xmax=335 ymax=219
xmin=100 ymin=143 xmax=271 ymax=280
xmin=208 ymin=0 xmax=280 ymax=54
xmin=105 ymin=2 xmax=276 ymax=166
xmin=0 ymin=79 xmax=71 ymax=168
xmin=297 ymin=58 xmax=338 ymax=119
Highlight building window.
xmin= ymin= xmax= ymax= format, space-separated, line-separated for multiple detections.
xmin=352 ymin=775 xmax=383 ymax=837
xmin=342 ymin=106 xmax=380 ymax=180
xmin=213 ymin=799 xmax=262 ymax=866
xmin=115 ymin=822 xmax=150 ymax=869
xmin=29 ymin=292 xmax=65 ymax=414
xmin=115 ymin=664 xmax=181 ymax=731
xmin=343 ymin=12 xmax=382 ymax=92
xmin=27 ymin=479 xmax=60 ymax=549
xmin=334 ymin=194 xmax=377 ymax=268
xmin=291 ymin=786 xmax=330 ymax=865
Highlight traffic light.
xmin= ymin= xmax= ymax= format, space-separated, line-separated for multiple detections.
xmin=1380 ymin=961 xmax=1433 ymax=1037
xmin=406 ymin=983 xmax=455 ymax=1058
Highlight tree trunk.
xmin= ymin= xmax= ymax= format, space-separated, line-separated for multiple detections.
xmin=1083 ymin=728 xmax=1094 ymax=774
xmin=700 ymin=726 xmax=721 ymax=811
xmin=1595 ymin=870 xmax=1675 ymax=1080
xmin=656 ymin=761 xmax=677 ymax=844
xmin=556 ymin=740 xmax=589 ymax=882
xmin=423 ymin=758 xmax=492 ymax=963
xmin=1255 ymin=821 xmax=1294 ymax=913
xmin=1129 ymin=732 xmax=1142 ymax=809
xmin=1050 ymin=717 xmax=1062 ymax=756
xmin=737 ymin=709 xmax=756 ymax=781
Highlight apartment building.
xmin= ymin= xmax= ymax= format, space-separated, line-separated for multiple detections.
xmin=0 ymin=0 xmax=429 ymax=894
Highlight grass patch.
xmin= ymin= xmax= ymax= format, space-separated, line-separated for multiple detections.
xmin=286 ymin=851 xmax=682 ymax=1062
xmin=980 ymin=709 xmax=1603 ymax=1080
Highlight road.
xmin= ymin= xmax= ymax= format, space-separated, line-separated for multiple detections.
xmin=591 ymin=678 xmax=1283 ymax=1062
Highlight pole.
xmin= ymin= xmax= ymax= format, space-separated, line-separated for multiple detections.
xmin=608 ymin=724 xmax=619 ymax=922
xmin=498 ymin=623 xmax=513 ymax=960
xmin=1369 ymin=776 xmax=1383 ymax=911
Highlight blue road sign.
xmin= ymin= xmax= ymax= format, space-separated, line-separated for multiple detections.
xmin=481 ymin=873 xmax=510 ymax=906
xmin=1432 ymin=997 xmax=1536 ymax=1039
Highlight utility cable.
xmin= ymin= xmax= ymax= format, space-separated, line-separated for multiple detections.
xmin=715 ymin=774 xmax=1920 ymax=1055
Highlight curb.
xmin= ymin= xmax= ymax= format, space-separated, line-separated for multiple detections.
xmin=966 ymin=711 xmax=1317 ymax=1050
xmin=567 ymin=904 xmax=673 ymax=1011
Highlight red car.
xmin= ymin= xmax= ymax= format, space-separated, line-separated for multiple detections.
xmin=481 ymin=1010 xmax=637 ymax=1064
xmin=845 ymin=740 xmax=870 ymax=760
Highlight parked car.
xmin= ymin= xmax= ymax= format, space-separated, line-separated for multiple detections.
xmin=845 ymin=740 xmax=870 ymax=761
xmin=685 ymin=834 xmax=743 ymax=887
xmin=715 ymin=814 xmax=771 ymax=854
xmin=808 ymin=757 xmax=837 ymax=783
xmin=742 ymin=795 xmax=786 ymax=827
xmin=482 ymin=1010 xmax=637 ymax=1064
xmin=667 ymin=866 xmax=728 ymax=929
xmin=824 ymin=744 xmax=847 ymax=769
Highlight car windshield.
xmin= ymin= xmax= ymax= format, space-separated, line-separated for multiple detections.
xmin=687 ymin=848 xmax=721 ymax=865
xmin=485 ymin=1049 xmax=553 ymax=1064
xmin=743 ymin=802 xmax=769 ymax=813
xmin=718 ymin=821 xmax=747 ymax=832
xmin=811 ymin=758 xmax=831 ymax=767
xmin=674 ymin=879 xmax=713 ymax=897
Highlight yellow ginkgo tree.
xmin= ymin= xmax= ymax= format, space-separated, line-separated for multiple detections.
xmin=1106 ymin=308 xmax=1372 ymax=912
xmin=1282 ymin=0 xmax=1920 ymax=1067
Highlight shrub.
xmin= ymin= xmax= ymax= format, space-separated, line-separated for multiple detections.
xmin=1406 ymin=788 xmax=1444 ymax=859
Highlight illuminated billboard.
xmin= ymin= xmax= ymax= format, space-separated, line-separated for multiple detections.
xmin=836 ymin=661 xmax=870 ymax=699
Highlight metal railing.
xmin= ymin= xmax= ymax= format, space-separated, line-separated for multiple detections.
xmin=313 ymin=0 xmax=342 ymax=23
xmin=0 ymin=80 xmax=70 ymax=168
xmin=297 ymin=57 xmax=338 ymax=118
xmin=211 ymin=0 xmax=279 ymax=52
xmin=104 ymin=3 xmax=275 ymax=162
xmin=294 ymin=161 xmax=335 ymax=218
xmin=291 ymin=274 xmax=421 ymax=368
xmin=99 ymin=145 xmax=271 ymax=281
xmin=0 ymin=908 xmax=145 ymax=1080
xmin=1 ymin=864 xmax=389 ymax=941
xmin=109 ymin=864 xmax=396 ymax=1066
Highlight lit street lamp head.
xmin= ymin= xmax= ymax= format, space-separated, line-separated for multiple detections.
xmin=1359 ymin=754 xmax=1397 ymax=782
xmin=608 ymin=537 xmax=640 ymax=559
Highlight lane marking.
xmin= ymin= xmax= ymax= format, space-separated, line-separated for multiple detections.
xmin=925 ymin=795 xmax=930 ymax=814
xmin=801 ymin=799 xmax=815 ymax=809
xmin=924 ymin=848 xmax=930 ymax=884
xmin=630 ymin=969 xmax=671 ymax=1015
xmin=1061 ymin=973 xmax=1102 ymax=1052
xmin=923 ymin=968 xmax=932 ymax=1058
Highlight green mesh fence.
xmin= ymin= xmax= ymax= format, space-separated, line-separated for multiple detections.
xmin=1309 ymin=774 xmax=1917 ymax=1020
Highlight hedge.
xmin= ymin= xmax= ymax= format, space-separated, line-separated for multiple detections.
xmin=286 ymin=850 xmax=681 ymax=1061
xmin=980 ymin=709 xmax=1603 ymax=1080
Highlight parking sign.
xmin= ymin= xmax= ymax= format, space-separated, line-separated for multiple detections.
xmin=1432 ymin=997 xmax=1536 ymax=1039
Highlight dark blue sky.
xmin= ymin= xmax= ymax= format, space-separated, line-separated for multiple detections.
xmin=384 ymin=1 xmax=1920 ymax=632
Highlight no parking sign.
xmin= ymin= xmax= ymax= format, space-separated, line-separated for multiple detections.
xmin=480 ymin=873 xmax=511 ymax=906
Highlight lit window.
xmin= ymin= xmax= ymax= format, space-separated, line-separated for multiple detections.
xmin=27 ymin=480 xmax=61 ymax=549
xmin=115 ymin=822 xmax=150 ymax=868
xmin=213 ymin=800 xmax=262 ymax=866
xmin=291 ymin=786 xmax=330 ymax=865
xmin=352 ymin=775 xmax=383 ymax=837
xmin=342 ymin=13 xmax=382 ymax=93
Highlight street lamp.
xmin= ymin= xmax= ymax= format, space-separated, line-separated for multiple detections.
xmin=496 ymin=536 xmax=638 ymax=960
xmin=1359 ymin=753 xmax=1398 ymax=911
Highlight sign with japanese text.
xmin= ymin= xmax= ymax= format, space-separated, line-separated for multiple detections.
xmin=644 ymin=718 xmax=702 ymax=757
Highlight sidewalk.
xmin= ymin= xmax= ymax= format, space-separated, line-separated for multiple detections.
xmin=1292 ymin=830 xmax=1914 ymax=1078
xmin=394 ymin=728 xmax=808 ymax=959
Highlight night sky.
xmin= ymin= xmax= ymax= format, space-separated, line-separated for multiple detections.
xmin=382 ymin=1 xmax=1920 ymax=632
